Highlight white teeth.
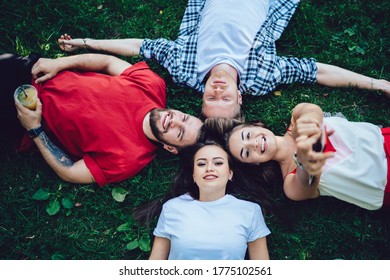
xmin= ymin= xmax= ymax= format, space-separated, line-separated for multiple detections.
xmin=261 ymin=137 xmax=265 ymax=152
xmin=163 ymin=114 xmax=170 ymax=130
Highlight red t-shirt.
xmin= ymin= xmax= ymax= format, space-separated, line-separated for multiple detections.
xmin=21 ymin=62 xmax=166 ymax=186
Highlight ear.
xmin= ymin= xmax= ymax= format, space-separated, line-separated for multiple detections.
xmin=237 ymin=90 xmax=242 ymax=105
xmin=163 ymin=144 xmax=179 ymax=155
xmin=229 ymin=169 xmax=233 ymax=181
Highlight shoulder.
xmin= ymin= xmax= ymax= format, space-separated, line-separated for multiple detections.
xmin=163 ymin=193 xmax=194 ymax=209
xmin=226 ymin=195 xmax=260 ymax=210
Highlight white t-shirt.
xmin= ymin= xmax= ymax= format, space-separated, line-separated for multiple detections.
xmin=197 ymin=0 xmax=270 ymax=81
xmin=319 ymin=117 xmax=387 ymax=210
xmin=153 ymin=194 xmax=270 ymax=260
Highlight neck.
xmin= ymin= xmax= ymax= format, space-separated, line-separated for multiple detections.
xmin=142 ymin=111 xmax=158 ymax=142
xmin=275 ymin=134 xmax=297 ymax=176
xmin=199 ymin=191 xmax=226 ymax=202
xmin=274 ymin=134 xmax=296 ymax=162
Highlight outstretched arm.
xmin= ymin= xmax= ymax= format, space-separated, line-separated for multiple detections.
xmin=32 ymin=53 xmax=132 ymax=83
xmin=15 ymin=100 xmax=95 ymax=184
xmin=58 ymin=34 xmax=144 ymax=57
xmin=316 ymin=62 xmax=390 ymax=97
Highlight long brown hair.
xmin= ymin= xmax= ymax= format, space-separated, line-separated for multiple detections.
xmin=132 ymin=138 xmax=284 ymax=226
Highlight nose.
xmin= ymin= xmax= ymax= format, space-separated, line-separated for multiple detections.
xmin=169 ymin=118 xmax=183 ymax=128
xmin=206 ymin=162 xmax=214 ymax=172
xmin=251 ymin=138 xmax=258 ymax=150
xmin=213 ymin=87 xmax=223 ymax=94
xmin=212 ymin=83 xmax=225 ymax=94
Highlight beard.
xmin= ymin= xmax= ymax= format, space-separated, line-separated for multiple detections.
xmin=149 ymin=108 xmax=167 ymax=144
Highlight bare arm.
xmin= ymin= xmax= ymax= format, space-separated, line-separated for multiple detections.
xmin=248 ymin=237 xmax=269 ymax=260
xmin=284 ymin=103 xmax=334 ymax=201
xmin=32 ymin=53 xmax=132 ymax=83
xmin=149 ymin=237 xmax=170 ymax=260
xmin=15 ymin=100 xmax=95 ymax=184
xmin=316 ymin=62 xmax=390 ymax=97
xmin=58 ymin=34 xmax=144 ymax=57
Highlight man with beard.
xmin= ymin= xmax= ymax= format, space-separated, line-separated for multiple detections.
xmin=0 ymin=52 xmax=203 ymax=187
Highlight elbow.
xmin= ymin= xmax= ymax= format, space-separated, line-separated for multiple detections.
xmin=57 ymin=171 xmax=77 ymax=184
xmin=55 ymin=168 xmax=83 ymax=184
xmin=283 ymin=185 xmax=318 ymax=202
xmin=285 ymin=192 xmax=306 ymax=202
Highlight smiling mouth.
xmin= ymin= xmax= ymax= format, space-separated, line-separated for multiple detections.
xmin=203 ymin=175 xmax=217 ymax=180
xmin=261 ymin=137 xmax=266 ymax=153
xmin=162 ymin=113 xmax=170 ymax=131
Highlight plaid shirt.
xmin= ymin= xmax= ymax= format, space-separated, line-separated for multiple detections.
xmin=140 ymin=0 xmax=317 ymax=95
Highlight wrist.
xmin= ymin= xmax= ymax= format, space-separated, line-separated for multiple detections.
xmin=27 ymin=126 xmax=43 ymax=138
xmin=293 ymin=152 xmax=304 ymax=169
xmin=82 ymin=38 xmax=88 ymax=49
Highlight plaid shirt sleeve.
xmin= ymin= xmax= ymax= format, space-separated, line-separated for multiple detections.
xmin=242 ymin=0 xmax=317 ymax=95
xmin=276 ymin=56 xmax=317 ymax=84
xmin=178 ymin=0 xmax=205 ymax=39
xmin=140 ymin=0 xmax=205 ymax=91
xmin=140 ymin=38 xmax=178 ymax=72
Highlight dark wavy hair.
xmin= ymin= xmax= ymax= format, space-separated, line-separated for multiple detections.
xmin=132 ymin=137 xmax=283 ymax=226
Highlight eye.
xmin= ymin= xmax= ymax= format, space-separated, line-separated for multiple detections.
xmin=245 ymin=149 xmax=250 ymax=158
xmin=246 ymin=132 xmax=250 ymax=140
xmin=223 ymin=98 xmax=231 ymax=102
xmin=183 ymin=114 xmax=188 ymax=122
xmin=178 ymin=129 xmax=183 ymax=139
xmin=207 ymin=97 xmax=215 ymax=101
xmin=197 ymin=162 xmax=206 ymax=167
xmin=215 ymin=161 xmax=224 ymax=166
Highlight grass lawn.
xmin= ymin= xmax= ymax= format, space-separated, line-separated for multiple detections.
xmin=0 ymin=0 xmax=389 ymax=260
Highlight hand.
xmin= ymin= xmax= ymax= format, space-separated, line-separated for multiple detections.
xmin=292 ymin=116 xmax=322 ymax=141
xmin=58 ymin=34 xmax=86 ymax=52
xmin=374 ymin=79 xmax=390 ymax=97
xmin=295 ymin=132 xmax=334 ymax=177
xmin=31 ymin=58 xmax=61 ymax=83
xmin=15 ymin=98 xmax=43 ymax=130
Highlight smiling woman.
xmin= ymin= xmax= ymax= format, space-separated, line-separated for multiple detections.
xmin=205 ymin=102 xmax=390 ymax=211
xmin=132 ymin=138 xmax=281 ymax=260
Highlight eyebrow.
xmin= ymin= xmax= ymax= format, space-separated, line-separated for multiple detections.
xmin=196 ymin=157 xmax=225 ymax=161
xmin=240 ymin=130 xmax=245 ymax=158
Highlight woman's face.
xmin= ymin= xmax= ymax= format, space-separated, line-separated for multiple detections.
xmin=193 ymin=145 xmax=233 ymax=199
xmin=228 ymin=125 xmax=277 ymax=164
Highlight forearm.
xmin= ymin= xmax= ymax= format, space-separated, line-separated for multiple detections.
xmin=84 ymin=38 xmax=144 ymax=57
xmin=55 ymin=53 xmax=119 ymax=73
xmin=33 ymin=132 xmax=94 ymax=184
xmin=316 ymin=62 xmax=375 ymax=90
xmin=291 ymin=103 xmax=323 ymax=125
xmin=284 ymin=170 xmax=320 ymax=201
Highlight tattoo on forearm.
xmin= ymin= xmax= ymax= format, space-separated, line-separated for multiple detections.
xmin=38 ymin=132 xmax=74 ymax=167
